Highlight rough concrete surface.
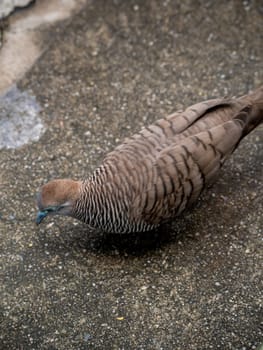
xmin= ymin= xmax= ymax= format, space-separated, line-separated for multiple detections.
xmin=0 ymin=0 xmax=263 ymax=349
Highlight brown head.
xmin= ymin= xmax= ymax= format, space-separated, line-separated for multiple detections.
xmin=36 ymin=179 xmax=81 ymax=224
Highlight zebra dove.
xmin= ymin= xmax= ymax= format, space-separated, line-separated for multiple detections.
xmin=36 ymin=87 xmax=263 ymax=233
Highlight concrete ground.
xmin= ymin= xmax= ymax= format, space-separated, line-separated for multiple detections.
xmin=0 ymin=0 xmax=262 ymax=349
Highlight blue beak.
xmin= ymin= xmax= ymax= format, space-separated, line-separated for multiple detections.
xmin=36 ymin=210 xmax=48 ymax=224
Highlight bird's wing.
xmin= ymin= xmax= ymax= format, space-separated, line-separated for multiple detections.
xmin=131 ymin=116 xmax=245 ymax=225
xmin=110 ymin=98 xmax=232 ymax=155
xmin=103 ymin=98 xmax=233 ymax=187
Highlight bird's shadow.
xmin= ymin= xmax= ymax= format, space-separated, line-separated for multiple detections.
xmin=39 ymin=209 xmax=199 ymax=260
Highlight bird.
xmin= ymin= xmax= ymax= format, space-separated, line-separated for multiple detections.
xmin=36 ymin=86 xmax=263 ymax=233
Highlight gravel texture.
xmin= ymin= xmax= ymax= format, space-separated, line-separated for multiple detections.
xmin=0 ymin=0 xmax=262 ymax=349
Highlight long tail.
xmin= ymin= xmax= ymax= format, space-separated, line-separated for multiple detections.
xmin=236 ymin=86 xmax=263 ymax=137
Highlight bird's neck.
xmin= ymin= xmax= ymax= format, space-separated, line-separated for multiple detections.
xmin=72 ymin=165 xmax=156 ymax=233
xmin=72 ymin=167 xmax=121 ymax=231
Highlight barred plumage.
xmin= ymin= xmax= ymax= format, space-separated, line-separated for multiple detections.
xmin=36 ymin=87 xmax=263 ymax=233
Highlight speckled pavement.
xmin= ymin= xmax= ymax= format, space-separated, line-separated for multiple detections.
xmin=0 ymin=1 xmax=262 ymax=349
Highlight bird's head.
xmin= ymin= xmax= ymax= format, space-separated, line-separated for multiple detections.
xmin=36 ymin=179 xmax=81 ymax=224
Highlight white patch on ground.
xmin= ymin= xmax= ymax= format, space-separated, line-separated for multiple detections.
xmin=0 ymin=0 xmax=87 ymax=94
xmin=0 ymin=0 xmax=32 ymax=19
xmin=0 ymin=86 xmax=45 ymax=149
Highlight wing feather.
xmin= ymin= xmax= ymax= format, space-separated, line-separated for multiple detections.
xmin=132 ymin=118 xmax=244 ymax=224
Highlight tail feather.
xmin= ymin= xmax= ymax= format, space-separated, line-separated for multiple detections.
xmin=236 ymin=86 xmax=263 ymax=137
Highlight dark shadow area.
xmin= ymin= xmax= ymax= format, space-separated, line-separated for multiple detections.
xmin=38 ymin=220 xmax=181 ymax=258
